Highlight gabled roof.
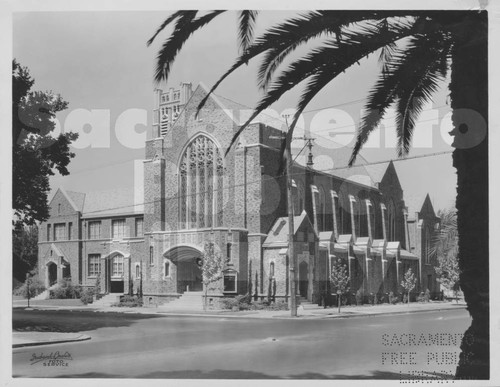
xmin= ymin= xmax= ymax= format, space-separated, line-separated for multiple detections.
xmin=52 ymin=187 xmax=144 ymax=218
xmin=65 ymin=190 xmax=86 ymax=212
xmin=50 ymin=243 xmax=65 ymax=257
xmin=263 ymin=211 xmax=315 ymax=247
xmin=50 ymin=187 xmax=80 ymax=212
xmin=82 ymin=188 xmax=143 ymax=217
xmin=314 ymin=161 xmax=390 ymax=190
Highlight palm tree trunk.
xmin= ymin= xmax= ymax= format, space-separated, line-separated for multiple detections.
xmin=450 ymin=13 xmax=489 ymax=380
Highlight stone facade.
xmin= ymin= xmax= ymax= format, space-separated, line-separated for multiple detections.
xmin=38 ymin=82 xmax=440 ymax=305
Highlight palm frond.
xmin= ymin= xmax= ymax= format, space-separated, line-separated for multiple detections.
xmin=256 ymin=11 xmax=413 ymax=91
xmin=394 ymin=34 xmax=451 ymax=156
xmin=238 ymin=10 xmax=259 ymax=54
xmin=147 ymin=11 xmax=187 ymax=46
xmin=430 ymin=208 xmax=458 ymax=258
xmin=153 ymin=11 xmax=225 ymax=83
xmin=350 ymin=29 xmax=451 ymax=165
xmin=225 ymin=17 xmax=432 ymax=156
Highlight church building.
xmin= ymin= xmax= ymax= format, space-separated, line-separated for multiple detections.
xmin=37 ymin=82 xmax=441 ymax=306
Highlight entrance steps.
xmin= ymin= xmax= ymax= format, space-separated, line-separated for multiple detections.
xmin=32 ymin=290 xmax=49 ymax=301
xmin=298 ymin=296 xmax=318 ymax=310
xmin=158 ymin=291 xmax=205 ymax=311
xmin=93 ymin=293 xmax=122 ymax=307
xmin=32 ymin=284 xmax=59 ymax=301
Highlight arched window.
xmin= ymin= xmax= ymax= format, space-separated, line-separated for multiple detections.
xmin=179 ymin=135 xmax=224 ymax=229
xmin=135 ymin=264 xmax=140 ymax=278
xmin=164 ymin=260 xmax=170 ymax=278
xmin=425 ymin=228 xmax=431 ymax=264
xmin=318 ymin=186 xmax=326 ymax=232
xmin=270 ymin=262 xmax=275 ymax=278
xmin=387 ymin=199 xmax=396 ymax=241
xmin=349 ymin=195 xmax=358 ymax=239
xmin=296 ymin=182 xmax=304 ymax=214
xmin=336 ymin=192 xmax=344 ymax=235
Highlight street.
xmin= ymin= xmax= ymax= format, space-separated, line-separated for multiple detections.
xmin=12 ymin=308 xmax=470 ymax=379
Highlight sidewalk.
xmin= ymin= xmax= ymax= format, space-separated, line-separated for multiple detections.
xmin=12 ymin=332 xmax=91 ymax=348
xmin=13 ymin=298 xmax=467 ymax=318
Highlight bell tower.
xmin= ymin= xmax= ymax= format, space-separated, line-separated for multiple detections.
xmin=152 ymin=82 xmax=193 ymax=138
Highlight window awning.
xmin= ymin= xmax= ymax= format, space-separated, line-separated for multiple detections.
xmin=333 ymin=243 xmax=348 ymax=253
xmin=400 ymin=249 xmax=419 ymax=260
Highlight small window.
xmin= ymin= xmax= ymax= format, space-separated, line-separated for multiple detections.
xmin=226 ymin=243 xmax=232 ymax=261
xmin=135 ymin=264 xmax=140 ymax=279
xmin=270 ymin=262 xmax=275 ymax=278
xmin=112 ymin=256 xmax=124 ymax=277
xmin=88 ymin=221 xmax=101 ymax=240
xmin=88 ymin=254 xmax=101 ymax=277
xmin=223 ymin=272 xmax=237 ymax=293
xmin=112 ymin=219 xmax=126 ymax=239
xmin=47 ymin=224 xmax=51 ymax=241
xmin=54 ymin=223 xmax=66 ymax=241
xmin=68 ymin=222 xmax=72 ymax=240
xmin=149 ymin=246 xmax=154 ymax=266
xmin=164 ymin=261 xmax=170 ymax=278
xmin=135 ymin=218 xmax=144 ymax=237
xmin=58 ymin=203 xmax=61 ymax=215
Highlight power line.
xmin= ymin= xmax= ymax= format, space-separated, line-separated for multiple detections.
xmin=79 ymin=149 xmax=453 ymax=216
xmin=65 ymin=103 xmax=449 ymax=176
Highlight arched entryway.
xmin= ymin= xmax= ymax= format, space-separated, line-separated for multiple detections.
xmin=103 ymin=251 xmax=127 ymax=294
xmin=165 ymin=246 xmax=203 ymax=293
xmin=47 ymin=262 xmax=58 ymax=286
xmin=299 ymin=261 xmax=308 ymax=298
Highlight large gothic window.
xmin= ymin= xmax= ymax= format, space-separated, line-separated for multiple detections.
xmin=179 ymin=135 xmax=224 ymax=229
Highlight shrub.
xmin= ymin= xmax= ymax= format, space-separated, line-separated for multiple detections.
xmin=50 ymin=278 xmax=82 ymax=299
xmin=236 ymin=293 xmax=252 ymax=304
xmin=266 ymin=301 xmax=289 ymax=311
xmin=389 ymin=291 xmax=398 ymax=304
xmin=14 ymin=276 xmax=46 ymax=298
xmin=424 ymin=289 xmax=430 ymax=302
xmin=403 ymin=293 xmax=408 ymax=304
xmin=219 ymin=297 xmax=239 ymax=310
xmin=80 ymin=287 xmax=95 ymax=305
xmin=112 ymin=295 xmax=143 ymax=307
xmin=355 ymin=289 xmax=363 ymax=305
xmin=417 ymin=292 xmax=425 ymax=303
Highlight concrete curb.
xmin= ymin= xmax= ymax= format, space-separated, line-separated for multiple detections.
xmin=13 ymin=303 xmax=467 ymax=320
xmin=154 ymin=304 xmax=467 ymax=320
xmin=13 ymin=334 xmax=91 ymax=348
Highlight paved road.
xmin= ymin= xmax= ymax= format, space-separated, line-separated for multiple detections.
xmin=12 ymin=308 xmax=470 ymax=379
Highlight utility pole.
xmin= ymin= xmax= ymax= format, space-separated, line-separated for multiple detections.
xmin=26 ymin=272 xmax=30 ymax=308
xmin=272 ymin=116 xmax=315 ymax=317
xmin=285 ymin=130 xmax=297 ymax=317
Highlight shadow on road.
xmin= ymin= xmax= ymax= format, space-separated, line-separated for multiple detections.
xmin=33 ymin=369 xmax=440 ymax=380
xmin=13 ymin=309 xmax=161 ymax=333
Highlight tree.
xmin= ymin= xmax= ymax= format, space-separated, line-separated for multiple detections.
xmin=432 ymin=209 xmax=460 ymax=303
xmin=201 ymin=242 xmax=225 ymax=311
xmin=12 ymin=225 xmax=39 ymax=282
xmin=149 ymin=10 xmax=488 ymax=378
xmin=12 ymin=60 xmax=78 ymax=228
xmin=330 ymin=259 xmax=350 ymax=313
xmin=401 ymin=268 xmax=417 ymax=305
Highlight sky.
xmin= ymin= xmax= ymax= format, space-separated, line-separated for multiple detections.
xmin=12 ymin=10 xmax=458 ymax=212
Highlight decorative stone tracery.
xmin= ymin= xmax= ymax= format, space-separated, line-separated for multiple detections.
xmin=179 ymin=135 xmax=223 ymax=229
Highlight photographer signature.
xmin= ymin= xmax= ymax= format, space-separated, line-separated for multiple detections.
xmin=30 ymin=351 xmax=73 ymax=365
